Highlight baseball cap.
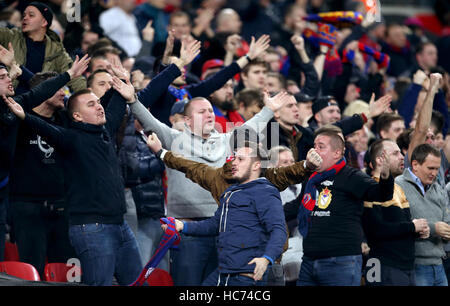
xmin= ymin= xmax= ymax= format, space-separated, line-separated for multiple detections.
xmin=294 ymin=92 xmax=314 ymax=104
xmin=201 ymin=59 xmax=224 ymax=76
xmin=312 ymin=96 xmax=339 ymax=115
xmin=170 ymin=100 xmax=188 ymax=116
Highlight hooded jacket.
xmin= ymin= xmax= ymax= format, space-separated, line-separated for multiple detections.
xmin=182 ymin=178 xmax=287 ymax=274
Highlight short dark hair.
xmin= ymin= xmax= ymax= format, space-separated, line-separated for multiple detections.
xmin=91 ymin=46 xmax=121 ymax=59
xmin=241 ymin=58 xmax=269 ymax=76
xmin=29 ymin=71 xmax=58 ymax=88
xmin=376 ymin=113 xmax=404 ymax=135
xmin=67 ymin=88 xmax=93 ymax=120
xmin=314 ymin=125 xmax=345 ymax=153
xmin=234 ymin=89 xmax=264 ymax=109
xmin=411 ymin=143 xmax=441 ymax=165
xmin=368 ymin=138 xmax=394 ymax=170
xmin=431 ymin=110 xmax=444 ymax=135
xmin=267 ymin=72 xmax=286 ymax=90
xmin=87 ymin=69 xmax=110 ymax=88
xmin=396 ymin=127 xmax=414 ymax=152
xmin=415 ymin=42 xmax=436 ymax=55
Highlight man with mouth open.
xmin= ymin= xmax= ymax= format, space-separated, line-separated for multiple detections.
xmin=0 ymin=2 xmax=86 ymax=92
xmin=164 ymin=142 xmax=287 ymax=286
xmin=4 ymin=76 xmax=143 ymax=286
xmin=363 ymin=138 xmax=430 ymax=286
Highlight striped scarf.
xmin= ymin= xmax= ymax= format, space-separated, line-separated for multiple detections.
xmin=129 ymin=217 xmax=180 ymax=286
xmin=298 ymin=158 xmax=346 ymax=238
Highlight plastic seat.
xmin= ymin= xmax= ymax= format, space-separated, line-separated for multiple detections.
xmin=44 ymin=262 xmax=81 ymax=283
xmin=0 ymin=261 xmax=40 ymax=281
xmin=3 ymin=242 xmax=20 ymax=262
xmin=146 ymin=268 xmax=173 ymax=286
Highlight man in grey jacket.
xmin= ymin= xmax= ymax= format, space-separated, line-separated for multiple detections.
xmin=396 ymin=143 xmax=450 ymax=286
xmin=128 ymin=90 xmax=292 ymax=285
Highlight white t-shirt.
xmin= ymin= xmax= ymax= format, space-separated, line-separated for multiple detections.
xmin=99 ymin=7 xmax=142 ymax=57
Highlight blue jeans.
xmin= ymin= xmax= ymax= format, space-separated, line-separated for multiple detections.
xmin=414 ymin=264 xmax=448 ymax=286
xmin=202 ymin=268 xmax=268 ymax=286
xmin=170 ymin=233 xmax=217 ymax=286
xmin=297 ymin=255 xmax=363 ymax=286
xmin=137 ymin=217 xmax=169 ymax=272
xmin=68 ymin=221 xmax=143 ymax=286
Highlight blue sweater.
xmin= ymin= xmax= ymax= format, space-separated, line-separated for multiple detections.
xmin=183 ymin=178 xmax=287 ymax=274
xmin=137 ymin=62 xmax=242 ymax=126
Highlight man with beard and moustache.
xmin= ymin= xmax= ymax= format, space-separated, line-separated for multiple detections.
xmin=205 ymin=75 xmax=245 ymax=133
xmin=163 ymin=142 xmax=287 ymax=286
xmin=7 ymin=71 xmax=78 ymax=279
xmin=363 ymin=138 xmax=430 ymax=286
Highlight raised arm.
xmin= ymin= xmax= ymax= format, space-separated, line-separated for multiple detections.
xmin=128 ymin=99 xmax=178 ymax=149
xmin=264 ymin=148 xmax=322 ymax=190
xmin=15 ymin=54 xmax=90 ymax=111
xmin=407 ymin=73 xmax=442 ymax=163
xmin=291 ymin=35 xmax=320 ymax=98
xmin=146 ymin=133 xmax=227 ymax=204
xmin=3 ymin=96 xmax=72 ymax=151
xmin=137 ymin=37 xmax=201 ymax=108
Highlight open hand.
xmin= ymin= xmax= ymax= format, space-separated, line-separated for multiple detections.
xmin=248 ymin=257 xmax=269 ymax=281
xmin=247 ymin=34 xmax=271 ymax=60
xmin=368 ymin=93 xmax=392 ymax=119
xmin=2 ymin=95 xmax=25 ymax=120
xmin=68 ymin=54 xmax=90 ymax=79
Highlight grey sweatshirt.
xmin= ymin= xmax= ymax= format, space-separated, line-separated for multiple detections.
xmin=129 ymin=99 xmax=275 ymax=218
xmin=396 ymin=169 xmax=450 ymax=266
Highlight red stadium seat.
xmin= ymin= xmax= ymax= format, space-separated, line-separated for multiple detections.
xmin=0 ymin=261 xmax=40 ymax=281
xmin=44 ymin=262 xmax=81 ymax=283
xmin=146 ymin=268 xmax=173 ymax=286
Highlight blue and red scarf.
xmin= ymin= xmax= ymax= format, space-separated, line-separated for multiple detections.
xmin=129 ymin=217 xmax=180 ymax=286
xmin=298 ymin=158 xmax=346 ymax=238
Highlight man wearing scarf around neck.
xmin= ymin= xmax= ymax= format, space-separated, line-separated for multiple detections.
xmin=296 ymin=126 xmax=395 ymax=286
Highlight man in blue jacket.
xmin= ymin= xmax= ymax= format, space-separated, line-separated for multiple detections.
xmin=167 ymin=141 xmax=287 ymax=286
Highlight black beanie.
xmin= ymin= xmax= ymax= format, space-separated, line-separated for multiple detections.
xmin=28 ymin=2 xmax=53 ymax=28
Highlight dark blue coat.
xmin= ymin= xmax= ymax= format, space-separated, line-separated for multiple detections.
xmin=183 ymin=178 xmax=287 ymax=274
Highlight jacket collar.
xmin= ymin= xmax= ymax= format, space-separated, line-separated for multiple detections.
xmin=70 ymin=121 xmax=105 ymax=133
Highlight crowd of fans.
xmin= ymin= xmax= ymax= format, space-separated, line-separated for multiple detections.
xmin=0 ymin=0 xmax=450 ymax=286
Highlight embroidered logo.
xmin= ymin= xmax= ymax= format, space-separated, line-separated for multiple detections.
xmin=317 ymin=187 xmax=332 ymax=210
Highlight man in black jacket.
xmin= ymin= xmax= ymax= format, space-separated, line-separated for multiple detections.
xmin=4 ymin=78 xmax=142 ymax=286
xmin=8 ymin=72 xmax=77 ymax=278
xmin=0 ymin=56 xmax=88 ymax=262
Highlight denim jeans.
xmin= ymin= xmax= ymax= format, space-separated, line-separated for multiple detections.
xmin=170 ymin=233 xmax=218 ymax=286
xmin=414 ymin=264 xmax=448 ymax=286
xmin=365 ymin=264 xmax=416 ymax=286
xmin=297 ymin=255 xmax=363 ymax=286
xmin=124 ymin=189 xmax=138 ymax=239
xmin=202 ymin=268 xmax=268 ymax=286
xmin=137 ymin=217 xmax=169 ymax=272
xmin=10 ymin=200 xmax=76 ymax=278
xmin=68 ymin=221 xmax=143 ymax=286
